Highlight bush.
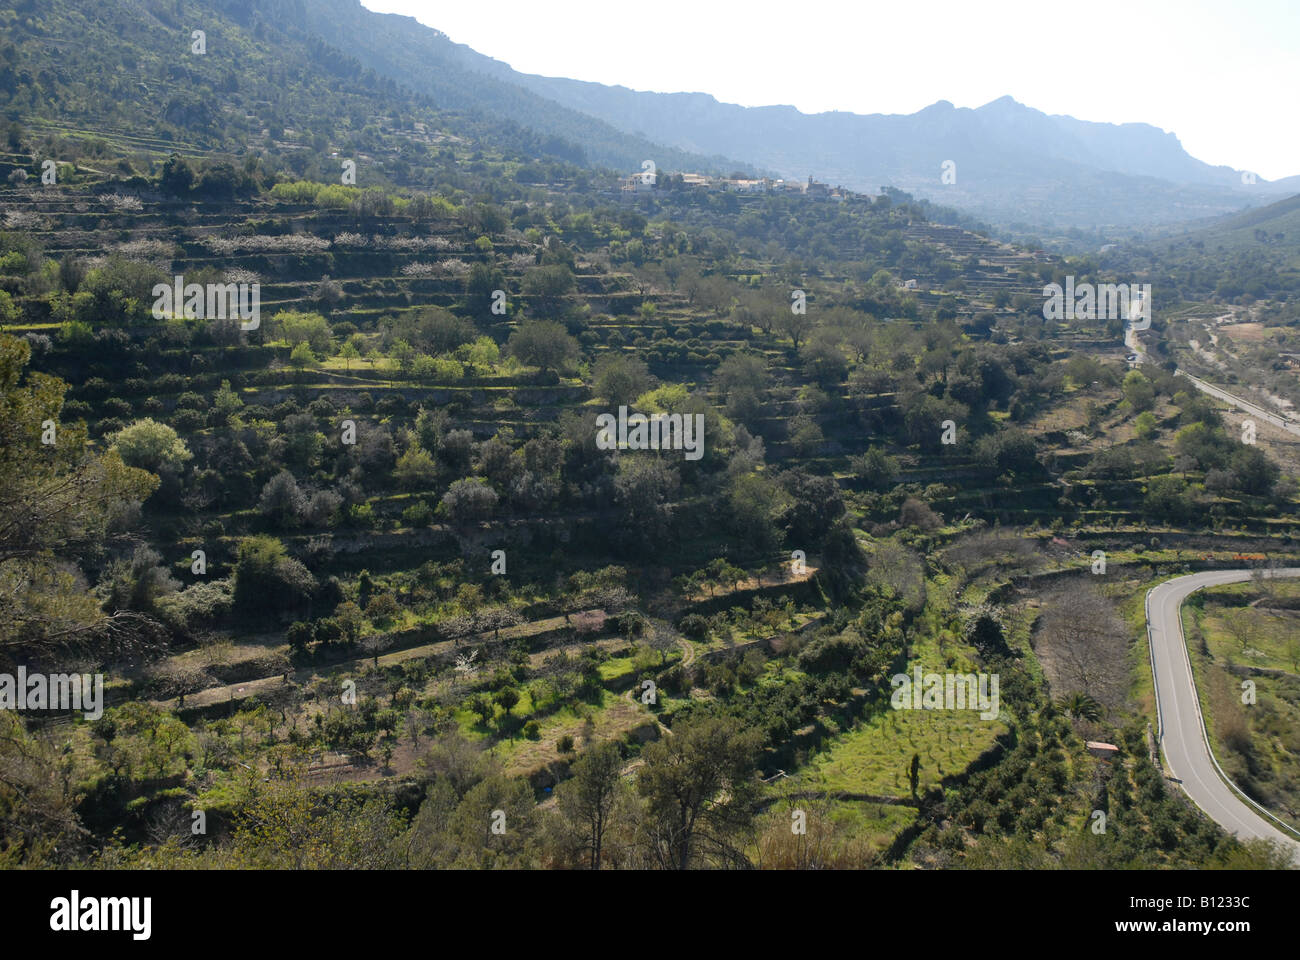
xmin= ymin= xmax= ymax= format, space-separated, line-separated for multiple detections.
xmin=365 ymin=592 xmax=400 ymax=626
xmin=287 ymin=621 xmax=314 ymax=654
xmin=678 ymin=614 xmax=709 ymax=640
xmin=314 ymin=618 xmax=344 ymax=647
xmin=401 ymin=500 xmax=434 ymax=526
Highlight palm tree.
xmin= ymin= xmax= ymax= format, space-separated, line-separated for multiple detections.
xmin=1057 ymin=691 xmax=1103 ymax=722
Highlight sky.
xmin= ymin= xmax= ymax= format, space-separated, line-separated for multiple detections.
xmin=361 ymin=0 xmax=1300 ymax=181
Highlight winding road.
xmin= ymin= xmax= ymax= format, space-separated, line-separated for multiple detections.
xmin=1146 ymin=569 xmax=1300 ymax=859
xmin=1126 ymin=322 xmax=1300 ymax=437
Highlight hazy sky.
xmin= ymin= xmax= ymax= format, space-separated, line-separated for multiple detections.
xmin=362 ymin=0 xmax=1299 ymax=180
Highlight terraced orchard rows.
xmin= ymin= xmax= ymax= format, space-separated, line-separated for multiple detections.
xmin=1 ymin=159 xmax=1296 ymax=869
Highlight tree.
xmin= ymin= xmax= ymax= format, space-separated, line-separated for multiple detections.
xmin=272 ymin=310 xmax=331 ymax=354
xmin=636 ymin=714 xmax=762 ymax=869
xmin=726 ymin=472 xmax=790 ymax=553
xmin=1057 ymin=692 xmax=1103 ymax=722
xmin=394 ymin=446 xmax=438 ymax=489
xmin=0 ymin=291 xmax=18 ymax=325
xmin=778 ymin=469 xmax=845 ymax=543
xmin=100 ymin=545 xmax=179 ymax=614
xmin=1145 ymin=475 xmax=1198 ymax=523
xmin=1036 ymin=583 xmax=1128 ymax=710
xmin=286 ymin=621 xmax=314 ymax=655
xmin=612 ymin=457 xmax=680 ymax=549
xmin=339 ymin=340 xmax=360 ymax=372
xmin=210 ymin=379 xmax=244 ymax=426
xmin=395 ymin=306 xmax=476 ymax=356
xmin=0 ymin=336 xmax=162 ymax=674
xmin=1220 ymin=608 xmax=1255 ymax=654
xmin=108 ymin=418 xmax=192 ymax=473
xmin=593 ymin=353 xmax=653 ymax=406
xmin=229 ymin=780 xmax=405 ymax=869
xmin=159 ymin=152 xmax=195 ymax=196
xmin=507 ymin=321 xmax=579 ymax=374
xmin=494 ymin=686 xmax=520 ymax=716
xmin=467 ymin=694 xmax=494 ymax=727
xmin=898 ymin=497 xmax=941 ymax=531
xmin=476 ymin=606 xmax=522 ymax=641
xmin=466 ymin=263 xmax=506 ymax=317
xmin=361 ymin=633 xmax=391 ymax=667
xmin=866 ymin=540 xmax=926 ymax=613
xmin=965 ymin=606 xmax=1010 ymax=657
xmin=445 ymin=773 xmax=539 ymax=868
xmin=289 ymin=342 xmax=316 ymax=378
xmin=908 ymin=753 xmax=921 ymax=800
xmin=294 ymin=268 xmax=337 ymax=306
xmin=258 ymin=471 xmax=306 ymax=528
xmin=232 ymin=535 xmax=315 ymax=617
xmin=0 ymin=712 xmax=86 ymax=864
xmin=438 ymin=478 xmax=498 ymax=527
xmin=389 ymin=339 xmax=415 ymax=381
xmin=801 ymin=332 xmax=848 ymax=385
xmin=1122 ymin=370 xmax=1156 ymax=412
xmin=713 ymin=350 xmax=769 ymax=396
xmin=335 ymin=601 xmax=364 ymax=645
xmin=463 ymin=336 xmax=500 ymax=373
xmin=777 ymin=307 xmax=815 ymax=351
xmin=857 ymin=447 xmax=898 ymax=490
xmin=521 ymin=264 xmax=575 ymax=317
xmin=365 ymin=593 xmax=399 ymax=627
xmin=558 ymin=740 xmax=623 ymax=870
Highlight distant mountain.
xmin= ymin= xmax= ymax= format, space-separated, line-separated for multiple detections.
xmin=14 ymin=0 xmax=1287 ymax=238
xmin=208 ymin=2 xmax=1295 ymax=236
xmin=479 ymin=78 xmax=1297 ymax=234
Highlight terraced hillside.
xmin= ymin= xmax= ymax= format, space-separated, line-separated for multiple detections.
xmin=1 ymin=0 xmax=1298 ymax=871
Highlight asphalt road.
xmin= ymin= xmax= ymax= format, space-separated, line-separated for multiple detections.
xmin=1176 ymin=370 xmax=1300 ymax=439
xmin=1125 ymin=323 xmax=1300 ymax=437
xmin=1147 ymin=569 xmax=1300 ymax=858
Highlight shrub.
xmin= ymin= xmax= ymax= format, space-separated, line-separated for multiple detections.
xmin=287 ymin=621 xmax=314 ymax=654
xmin=314 ymin=618 xmax=344 ymax=647
xmin=365 ymin=592 xmax=400 ymax=626
xmin=678 ymin=614 xmax=709 ymax=640
xmin=401 ymin=500 xmax=434 ymax=526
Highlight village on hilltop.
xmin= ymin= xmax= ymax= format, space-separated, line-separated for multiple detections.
xmin=621 ymin=170 xmax=853 ymax=201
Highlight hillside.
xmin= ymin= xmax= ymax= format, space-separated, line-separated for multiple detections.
xmin=1178 ymin=192 xmax=1300 ymax=253
xmin=0 ymin=0 xmax=1297 ymax=875
xmin=0 ymin=0 xmax=752 ymax=184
